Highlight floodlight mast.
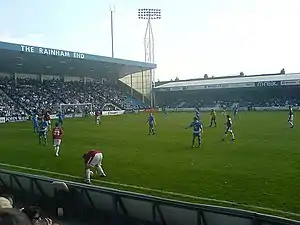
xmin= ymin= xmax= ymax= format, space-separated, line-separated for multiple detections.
xmin=138 ymin=8 xmax=161 ymax=108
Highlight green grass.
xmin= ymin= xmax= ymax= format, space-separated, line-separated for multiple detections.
xmin=0 ymin=111 xmax=299 ymax=220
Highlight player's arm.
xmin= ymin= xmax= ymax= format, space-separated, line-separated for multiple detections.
xmin=154 ymin=118 xmax=157 ymax=126
xmin=185 ymin=123 xmax=192 ymax=129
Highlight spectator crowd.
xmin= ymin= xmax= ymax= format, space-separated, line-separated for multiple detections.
xmin=0 ymin=78 xmax=142 ymax=117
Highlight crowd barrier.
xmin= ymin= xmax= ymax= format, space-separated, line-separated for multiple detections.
xmin=0 ymin=169 xmax=299 ymax=225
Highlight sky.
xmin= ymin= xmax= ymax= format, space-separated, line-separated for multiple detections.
xmin=1 ymin=0 xmax=300 ymax=81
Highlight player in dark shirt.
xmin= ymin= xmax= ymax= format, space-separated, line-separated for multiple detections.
xmin=209 ymin=109 xmax=217 ymax=127
xmin=288 ymin=106 xmax=294 ymax=128
xmin=223 ymin=115 xmax=235 ymax=141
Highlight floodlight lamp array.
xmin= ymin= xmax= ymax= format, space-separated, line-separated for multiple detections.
xmin=138 ymin=8 xmax=161 ymax=20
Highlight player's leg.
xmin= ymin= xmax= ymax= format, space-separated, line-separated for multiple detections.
xmin=38 ymin=133 xmax=42 ymax=144
xmin=209 ymin=118 xmax=213 ymax=127
xmin=95 ymin=164 xmax=106 ymax=177
xmin=151 ymin=125 xmax=155 ymax=135
xmin=222 ymin=129 xmax=228 ymax=140
xmin=54 ymin=139 xmax=61 ymax=156
xmin=191 ymin=133 xmax=196 ymax=148
xmin=229 ymin=129 xmax=235 ymax=140
xmin=214 ymin=118 xmax=217 ymax=127
xmin=197 ymin=134 xmax=201 ymax=147
xmin=43 ymin=133 xmax=48 ymax=145
xmin=84 ymin=165 xmax=92 ymax=184
xmin=288 ymin=116 xmax=294 ymax=128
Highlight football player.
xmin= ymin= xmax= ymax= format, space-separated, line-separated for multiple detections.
xmin=288 ymin=106 xmax=294 ymax=128
xmin=52 ymin=122 xmax=64 ymax=156
xmin=44 ymin=111 xmax=51 ymax=131
xmin=57 ymin=111 xmax=63 ymax=126
xmin=83 ymin=150 xmax=106 ymax=184
xmin=233 ymin=106 xmax=239 ymax=120
xmin=38 ymin=118 xmax=48 ymax=145
xmin=146 ymin=112 xmax=156 ymax=135
xmin=223 ymin=115 xmax=235 ymax=141
xmin=209 ymin=109 xmax=217 ymax=127
xmin=186 ymin=117 xmax=203 ymax=148
xmin=95 ymin=110 xmax=101 ymax=125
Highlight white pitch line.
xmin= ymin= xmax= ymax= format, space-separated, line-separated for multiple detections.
xmin=0 ymin=162 xmax=299 ymax=218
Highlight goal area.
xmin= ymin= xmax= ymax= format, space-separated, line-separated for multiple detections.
xmin=60 ymin=103 xmax=92 ymax=114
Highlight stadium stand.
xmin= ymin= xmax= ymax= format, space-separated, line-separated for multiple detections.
xmin=154 ymin=73 xmax=300 ymax=109
xmin=0 ymin=41 xmax=156 ymax=117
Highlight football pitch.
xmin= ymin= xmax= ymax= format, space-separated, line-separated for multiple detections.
xmin=0 ymin=111 xmax=299 ymax=219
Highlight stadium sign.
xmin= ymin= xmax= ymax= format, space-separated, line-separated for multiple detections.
xmin=5 ymin=116 xmax=28 ymax=122
xmin=20 ymin=45 xmax=85 ymax=59
xmin=281 ymin=79 xmax=300 ymax=86
xmin=256 ymin=81 xmax=279 ymax=87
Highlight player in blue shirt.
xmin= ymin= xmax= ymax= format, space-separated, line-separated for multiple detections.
xmin=57 ymin=111 xmax=63 ymax=126
xmin=38 ymin=118 xmax=48 ymax=145
xmin=146 ymin=113 xmax=156 ymax=135
xmin=32 ymin=114 xmax=38 ymax=133
xmin=186 ymin=117 xmax=203 ymax=148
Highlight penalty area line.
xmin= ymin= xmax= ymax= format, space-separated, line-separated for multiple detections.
xmin=0 ymin=162 xmax=299 ymax=218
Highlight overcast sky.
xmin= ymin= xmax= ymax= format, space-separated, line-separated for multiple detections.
xmin=1 ymin=0 xmax=300 ymax=81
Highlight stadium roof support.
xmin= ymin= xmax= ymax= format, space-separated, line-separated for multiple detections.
xmin=0 ymin=41 xmax=156 ymax=79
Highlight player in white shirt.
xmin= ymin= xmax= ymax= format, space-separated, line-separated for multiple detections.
xmin=288 ymin=106 xmax=294 ymax=128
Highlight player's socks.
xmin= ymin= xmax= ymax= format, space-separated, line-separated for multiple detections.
xmin=55 ymin=146 xmax=60 ymax=156
xmin=231 ymin=132 xmax=235 ymax=140
xmin=85 ymin=169 xmax=91 ymax=181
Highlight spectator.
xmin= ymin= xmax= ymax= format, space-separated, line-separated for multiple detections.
xmin=0 ymin=197 xmax=12 ymax=209
xmin=0 ymin=208 xmax=31 ymax=225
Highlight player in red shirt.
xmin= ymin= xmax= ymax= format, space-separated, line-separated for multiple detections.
xmin=45 ymin=111 xmax=51 ymax=130
xmin=52 ymin=122 xmax=64 ymax=156
xmin=95 ymin=110 xmax=101 ymax=125
xmin=83 ymin=150 xmax=106 ymax=184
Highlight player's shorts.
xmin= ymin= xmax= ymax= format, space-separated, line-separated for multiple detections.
xmin=53 ymin=139 xmax=61 ymax=146
xmin=149 ymin=123 xmax=154 ymax=128
xmin=225 ymin=126 xmax=232 ymax=133
xmin=39 ymin=131 xmax=47 ymax=137
xmin=193 ymin=132 xmax=201 ymax=137
xmin=88 ymin=153 xmax=103 ymax=167
xmin=289 ymin=115 xmax=294 ymax=122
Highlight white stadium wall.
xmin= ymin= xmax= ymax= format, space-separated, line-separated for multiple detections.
xmin=16 ymin=73 xmax=39 ymax=79
xmin=42 ymin=74 xmax=61 ymax=80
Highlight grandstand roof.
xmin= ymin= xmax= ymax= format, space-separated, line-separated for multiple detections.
xmin=155 ymin=73 xmax=300 ymax=89
xmin=0 ymin=41 xmax=156 ymax=79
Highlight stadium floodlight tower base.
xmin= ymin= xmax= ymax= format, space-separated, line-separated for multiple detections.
xmin=60 ymin=103 xmax=92 ymax=114
xmin=138 ymin=8 xmax=161 ymax=108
